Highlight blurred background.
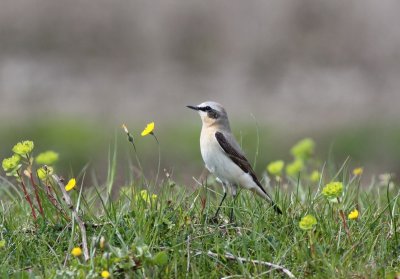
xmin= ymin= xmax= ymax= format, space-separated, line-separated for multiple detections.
xmin=1 ymin=0 xmax=400 ymax=185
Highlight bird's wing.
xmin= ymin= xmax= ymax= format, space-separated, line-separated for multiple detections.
xmin=214 ymin=131 xmax=267 ymax=194
xmin=215 ymin=131 xmax=283 ymax=214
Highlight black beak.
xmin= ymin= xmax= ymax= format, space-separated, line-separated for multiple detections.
xmin=186 ymin=105 xmax=199 ymax=111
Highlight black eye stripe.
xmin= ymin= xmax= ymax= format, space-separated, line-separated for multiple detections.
xmin=199 ymin=106 xmax=213 ymax=112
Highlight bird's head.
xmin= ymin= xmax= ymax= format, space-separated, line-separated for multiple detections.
xmin=187 ymin=101 xmax=230 ymax=129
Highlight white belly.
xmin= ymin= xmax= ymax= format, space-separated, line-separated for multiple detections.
xmin=200 ymin=136 xmax=258 ymax=191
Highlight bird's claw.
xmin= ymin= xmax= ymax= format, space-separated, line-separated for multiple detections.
xmin=209 ymin=215 xmax=220 ymax=224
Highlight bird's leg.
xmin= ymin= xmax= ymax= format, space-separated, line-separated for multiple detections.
xmin=211 ymin=182 xmax=227 ymax=223
xmin=213 ymin=192 xmax=227 ymax=220
xmin=229 ymin=185 xmax=238 ymax=223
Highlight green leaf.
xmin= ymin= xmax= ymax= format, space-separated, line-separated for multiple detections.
xmin=0 ymin=239 xmax=6 ymax=249
xmin=152 ymin=251 xmax=168 ymax=266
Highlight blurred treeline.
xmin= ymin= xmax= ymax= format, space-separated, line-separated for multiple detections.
xmin=1 ymin=1 xmax=400 ymax=184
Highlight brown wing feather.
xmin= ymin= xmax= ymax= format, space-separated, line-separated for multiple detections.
xmin=214 ymin=131 xmax=267 ymax=194
xmin=215 ymin=131 xmax=283 ymax=214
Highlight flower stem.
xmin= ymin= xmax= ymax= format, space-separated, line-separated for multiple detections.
xmin=53 ymin=174 xmax=89 ymax=261
xmin=339 ymin=209 xmax=351 ymax=241
xmin=308 ymin=230 xmax=315 ymax=258
xmin=45 ymin=182 xmax=59 ymax=207
xmin=152 ymin=133 xmax=161 ymax=185
xmin=17 ymin=170 xmax=37 ymax=221
xmin=43 ymin=179 xmax=70 ymax=221
xmin=128 ymin=141 xmax=149 ymax=188
xmin=29 ymin=172 xmax=44 ymax=217
xmin=123 ymin=125 xmax=150 ymax=188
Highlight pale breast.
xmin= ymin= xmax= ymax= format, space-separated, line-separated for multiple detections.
xmin=200 ymin=131 xmax=218 ymax=173
xmin=200 ymin=129 xmax=248 ymax=185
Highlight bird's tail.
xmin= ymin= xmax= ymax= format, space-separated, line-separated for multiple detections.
xmin=253 ymin=187 xmax=282 ymax=214
xmin=271 ymin=202 xmax=283 ymax=214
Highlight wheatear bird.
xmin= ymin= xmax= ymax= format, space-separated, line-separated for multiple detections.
xmin=187 ymin=101 xmax=282 ymax=221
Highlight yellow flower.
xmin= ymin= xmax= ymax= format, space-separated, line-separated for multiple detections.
xmin=353 ymin=167 xmax=363 ymax=176
xmin=299 ymin=214 xmax=317 ymax=230
xmin=2 ymin=154 xmax=20 ymax=172
xmin=137 ymin=189 xmax=157 ymax=204
xmin=286 ymin=159 xmax=304 ymax=176
xmin=290 ymin=138 xmax=315 ymax=160
xmin=310 ymin=170 xmax=321 ymax=183
xmin=348 ymin=209 xmax=359 ymax=220
xmin=37 ymin=166 xmax=54 ymax=180
xmin=322 ymin=181 xmax=343 ymax=199
xmin=267 ymin=160 xmax=285 ymax=176
xmin=12 ymin=141 xmax=34 ymax=155
xmin=35 ymin=151 xmax=59 ymax=165
xmin=101 ymin=270 xmax=111 ymax=278
xmin=71 ymin=247 xmax=82 ymax=257
xmin=141 ymin=122 xmax=155 ymax=136
xmin=65 ymin=178 xmax=76 ymax=191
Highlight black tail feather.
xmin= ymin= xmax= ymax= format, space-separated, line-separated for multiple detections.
xmin=272 ymin=202 xmax=283 ymax=214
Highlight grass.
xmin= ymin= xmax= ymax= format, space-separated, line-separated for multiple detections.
xmin=0 ymin=137 xmax=399 ymax=278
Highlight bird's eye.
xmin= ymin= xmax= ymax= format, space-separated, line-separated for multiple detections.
xmin=205 ymin=106 xmax=211 ymax=111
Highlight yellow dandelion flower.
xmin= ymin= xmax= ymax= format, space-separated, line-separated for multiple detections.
xmin=322 ymin=181 xmax=343 ymax=200
xmin=71 ymin=247 xmax=82 ymax=257
xmin=141 ymin=122 xmax=155 ymax=136
xmin=299 ymin=214 xmax=317 ymax=230
xmin=348 ymin=209 xmax=359 ymax=220
xmin=310 ymin=170 xmax=321 ymax=183
xmin=353 ymin=167 xmax=363 ymax=176
xmin=65 ymin=178 xmax=76 ymax=191
xmin=267 ymin=160 xmax=285 ymax=176
xmin=101 ymin=270 xmax=111 ymax=278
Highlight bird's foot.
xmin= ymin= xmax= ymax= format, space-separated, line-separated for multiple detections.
xmin=229 ymin=209 xmax=235 ymax=225
xmin=209 ymin=215 xmax=220 ymax=224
